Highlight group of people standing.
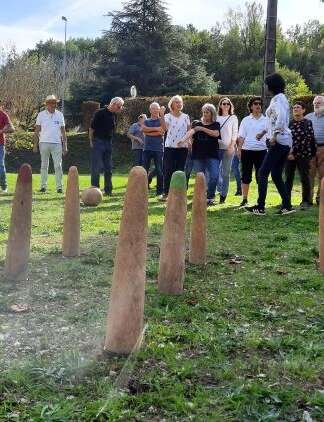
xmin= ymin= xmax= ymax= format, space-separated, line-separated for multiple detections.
xmin=127 ymin=95 xmax=239 ymax=206
xmin=126 ymin=73 xmax=324 ymax=215
xmin=1 ymin=73 xmax=323 ymax=214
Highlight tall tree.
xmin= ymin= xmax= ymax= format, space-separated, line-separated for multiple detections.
xmin=103 ymin=0 xmax=172 ymax=96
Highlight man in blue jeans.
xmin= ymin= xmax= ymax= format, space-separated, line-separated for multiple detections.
xmin=142 ymin=102 xmax=165 ymax=198
xmin=89 ymin=97 xmax=124 ymax=195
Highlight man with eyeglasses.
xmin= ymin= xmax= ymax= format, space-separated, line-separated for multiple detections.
xmin=237 ymin=96 xmax=267 ymax=207
xmin=89 ymin=97 xmax=124 ymax=196
xmin=306 ymin=95 xmax=324 ymax=204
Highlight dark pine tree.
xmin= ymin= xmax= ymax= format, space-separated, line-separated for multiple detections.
xmin=102 ymin=0 xmax=172 ymax=96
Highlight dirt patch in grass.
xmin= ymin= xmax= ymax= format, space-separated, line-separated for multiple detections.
xmin=0 ymin=235 xmax=117 ymax=370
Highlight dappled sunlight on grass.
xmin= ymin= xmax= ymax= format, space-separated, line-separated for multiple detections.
xmin=0 ymin=173 xmax=323 ymax=420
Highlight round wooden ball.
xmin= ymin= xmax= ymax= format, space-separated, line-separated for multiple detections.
xmin=81 ymin=187 xmax=103 ymax=206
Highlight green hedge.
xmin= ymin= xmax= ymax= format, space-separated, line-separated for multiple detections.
xmin=5 ymin=132 xmax=132 ymax=174
xmin=293 ymin=94 xmax=320 ymax=114
xmin=117 ymin=95 xmax=250 ymax=133
xmin=118 ymin=94 xmax=321 ymax=133
xmin=5 ymin=94 xmax=321 ymax=174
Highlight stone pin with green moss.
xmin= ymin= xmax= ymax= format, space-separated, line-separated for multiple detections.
xmin=158 ymin=171 xmax=187 ymax=294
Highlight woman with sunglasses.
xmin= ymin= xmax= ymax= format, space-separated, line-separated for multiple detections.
xmin=246 ymin=73 xmax=295 ymax=215
xmin=237 ymin=96 xmax=268 ymax=207
xmin=217 ymin=97 xmax=239 ymax=204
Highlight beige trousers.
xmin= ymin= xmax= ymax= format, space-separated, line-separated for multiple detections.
xmin=39 ymin=142 xmax=63 ymax=190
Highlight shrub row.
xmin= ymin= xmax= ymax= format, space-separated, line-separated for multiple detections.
xmin=5 ymin=132 xmax=132 ymax=174
xmin=117 ymin=94 xmax=319 ymax=134
xmin=5 ymin=94 xmax=320 ymax=174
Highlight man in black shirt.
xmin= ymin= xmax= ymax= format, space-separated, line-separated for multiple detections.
xmin=89 ymin=97 xmax=124 ymax=195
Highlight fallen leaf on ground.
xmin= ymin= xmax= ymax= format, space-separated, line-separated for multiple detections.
xmin=10 ymin=304 xmax=29 ymax=313
xmin=229 ymin=257 xmax=243 ymax=265
xmin=276 ymin=269 xmax=288 ymax=275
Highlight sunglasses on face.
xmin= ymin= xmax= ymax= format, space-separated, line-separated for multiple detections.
xmin=221 ymin=102 xmax=230 ymax=106
xmin=253 ymin=102 xmax=262 ymax=105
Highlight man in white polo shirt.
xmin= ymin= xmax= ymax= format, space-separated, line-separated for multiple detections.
xmin=33 ymin=95 xmax=67 ymax=193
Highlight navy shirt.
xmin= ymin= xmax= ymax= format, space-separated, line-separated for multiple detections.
xmin=191 ymin=121 xmax=220 ymax=160
xmin=91 ymin=107 xmax=116 ymax=141
xmin=143 ymin=118 xmax=163 ymax=152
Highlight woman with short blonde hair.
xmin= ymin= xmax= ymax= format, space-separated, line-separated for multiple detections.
xmin=159 ymin=95 xmax=191 ymax=200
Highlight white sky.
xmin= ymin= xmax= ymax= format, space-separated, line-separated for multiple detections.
xmin=0 ymin=0 xmax=323 ymax=52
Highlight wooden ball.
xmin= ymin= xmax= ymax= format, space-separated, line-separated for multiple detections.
xmin=81 ymin=187 xmax=103 ymax=206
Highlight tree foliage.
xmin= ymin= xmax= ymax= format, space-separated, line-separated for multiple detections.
xmin=1 ymin=0 xmax=323 ymax=119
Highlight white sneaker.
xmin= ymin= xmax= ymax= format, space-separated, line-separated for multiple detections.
xmin=1 ymin=188 xmax=8 ymax=194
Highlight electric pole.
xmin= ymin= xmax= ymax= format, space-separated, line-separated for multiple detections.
xmin=262 ymin=0 xmax=278 ymax=108
xmin=62 ymin=16 xmax=68 ymax=115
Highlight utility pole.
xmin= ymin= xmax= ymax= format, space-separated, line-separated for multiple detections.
xmin=62 ymin=16 xmax=68 ymax=115
xmin=262 ymin=0 xmax=278 ymax=108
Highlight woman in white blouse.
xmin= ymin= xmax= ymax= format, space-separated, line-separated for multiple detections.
xmin=160 ymin=95 xmax=191 ymax=200
xmin=216 ymin=97 xmax=239 ymax=204
xmin=245 ymin=73 xmax=295 ymax=215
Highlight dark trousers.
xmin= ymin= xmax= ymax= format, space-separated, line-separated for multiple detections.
xmin=257 ymin=143 xmax=291 ymax=209
xmin=285 ymin=157 xmax=311 ymax=203
xmin=241 ymin=149 xmax=267 ymax=184
xmin=163 ymin=147 xmax=188 ymax=195
xmin=185 ymin=150 xmax=194 ymax=188
xmin=0 ymin=144 xmax=7 ymax=189
xmin=132 ymin=149 xmax=143 ymax=166
xmin=148 ymin=168 xmax=157 ymax=185
xmin=91 ymin=138 xmax=112 ymax=194
xmin=143 ymin=150 xmax=163 ymax=195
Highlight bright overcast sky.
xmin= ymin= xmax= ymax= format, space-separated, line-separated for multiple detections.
xmin=1 ymin=0 xmax=323 ymax=52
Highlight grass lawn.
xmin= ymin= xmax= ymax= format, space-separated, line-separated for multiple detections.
xmin=0 ymin=172 xmax=323 ymax=421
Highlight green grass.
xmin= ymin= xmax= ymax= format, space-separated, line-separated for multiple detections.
xmin=0 ymin=172 xmax=323 ymax=421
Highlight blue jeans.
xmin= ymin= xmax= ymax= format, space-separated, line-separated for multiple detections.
xmin=231 ymin=154 xmax=241 ymax=193
xmin=132 ymin=149 xmax=143 ymax=166
xmin=184 ymin=150 xmax=194 ymax=188
xmin=0 ymin=144 xmax=7 ymax=189
xmin=193 ymin=158 xmax=220 ymax=200
xmin=143 ymin=150 xmax=163 ymax=195
xmin=91 ymin=138 xmax=113 ymax=194
xmin=257 ymin=143 xmax=291 ymax=209
xmin=218 ymin=149 xmax=235 ymax=197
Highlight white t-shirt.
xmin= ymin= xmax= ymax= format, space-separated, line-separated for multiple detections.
xmin=36 ymin=109 xmax=65 ymax=144
xmin=164 ymin=112 xmax=190 ymax=148
xmin=239 ymin=114 xmax=268 ymax=151
xmin=217 ymin=114 xmax=239 ymax=149
xmin=266 ymin=93 xmax=292 ymax=147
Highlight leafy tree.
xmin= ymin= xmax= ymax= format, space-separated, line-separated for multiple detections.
xmin=246 ymin=64 xmax=312 ymax=99
xmin=277 ymin=20 xmax=324 ymax=92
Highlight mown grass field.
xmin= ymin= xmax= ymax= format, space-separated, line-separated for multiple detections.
xmin=0 ymin=172 xmax=323 ymax=421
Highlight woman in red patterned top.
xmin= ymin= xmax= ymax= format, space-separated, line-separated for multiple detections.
xmin=285 ymin=101 xmax=316 ymax=209
xmin=0 ymin=99 xmax=15 ymax=193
